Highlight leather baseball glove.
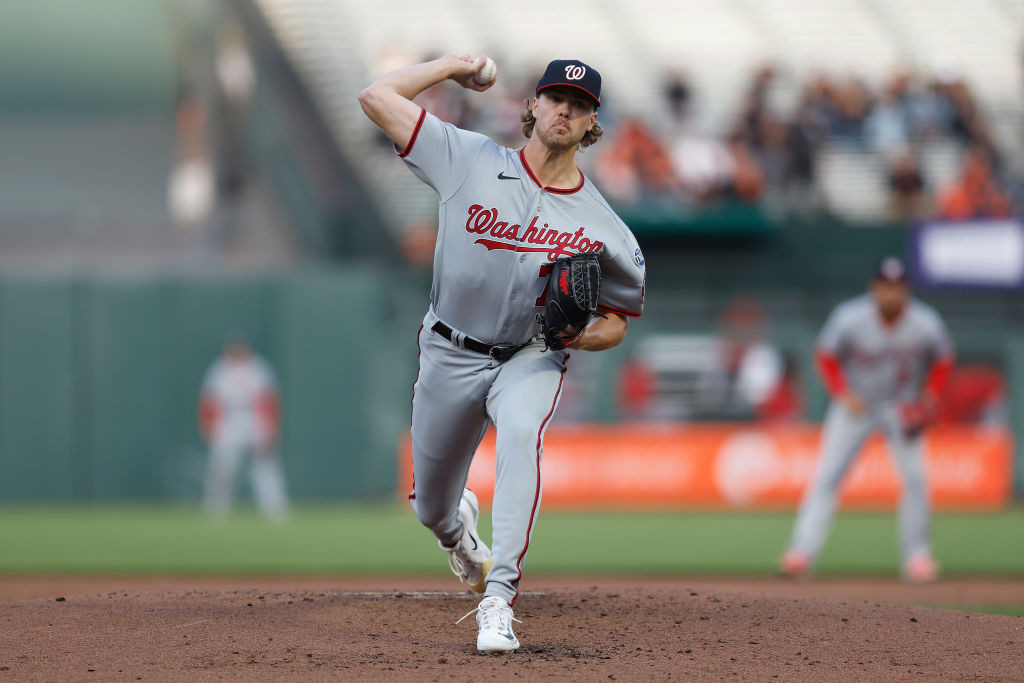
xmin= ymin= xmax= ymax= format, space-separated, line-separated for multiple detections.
xmin=539 ymin=253 xmax=602 ymax=350
xmin=900 ymin=399 xmax=937 ymax=440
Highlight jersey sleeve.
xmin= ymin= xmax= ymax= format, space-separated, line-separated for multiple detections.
xmin=597 ymin=223 xmax=645 ymax=318
xmin=395 ymin=109 xmax=492 ymax=202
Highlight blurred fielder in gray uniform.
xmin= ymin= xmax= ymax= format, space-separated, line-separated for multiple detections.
xmin=782 ymin=257 xmax=954 ymax=581
xmin=199 ymin=334 xmax=288 ymax=523
xmin=359 ymin=55 xmax=645 ymax=651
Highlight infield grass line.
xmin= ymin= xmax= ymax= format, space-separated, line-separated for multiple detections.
xmin=923 ymin=604 xmax=1024 ymax=617
xmin=0 ymin=504 xmax=1021 ymax=576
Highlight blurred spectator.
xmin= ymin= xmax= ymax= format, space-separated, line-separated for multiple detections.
xmin=907 ymin=75 xmax=956 ymax=139
xmin=886 ymin=147 xmax=928 ymax=220
xmin=667 ymin=132 xmax=732 ymax=201
xmin=373 ymin=54 xmax=1020 ymax=224
xmin=737 ymin=64 xmax=778 ymax=148
xmin=663 ymin=71 xmax=692 ymax=128
xmin=937 ymin=146 xmax=1015 ymax=220
xmin=597 ymin=117 xmax=678 ymax=201
xmin=785 ymin=109 xmax=821 ymax=208
xmin=711 ymin=296 xmax=799 ymax=421
xmin=213 ymin=22 xmax=255 ymax=198
xmin=596 ymin=138 xmax=643 ymax=203
xmin=618 ymin=358 xmax=658 ymax=420
xmin=169 ymin=95 xmax=215 ymax=228
xmin=829 ymin=77 xmax=872 ymax=141
xmin=865 ymin=76 xmax=910 ymax=153
xmin=753 ymin=114 xmax=789 ymax=191
xmin=211 ymin=21 xmax=256 ymax=246
xmin=935 ymin=70 xmax=985 ymax=146
xmin=725 ymin=135 xmax=765 ymax=201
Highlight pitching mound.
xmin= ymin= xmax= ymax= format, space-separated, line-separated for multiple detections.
xmin=1 ymin=579 xmax=1021 ymax=680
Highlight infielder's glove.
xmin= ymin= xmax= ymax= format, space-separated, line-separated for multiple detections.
xmin=900 ymin=399 xmax=936 ymax=440
xmin=539 ymin=252 xmax=602 ymax=350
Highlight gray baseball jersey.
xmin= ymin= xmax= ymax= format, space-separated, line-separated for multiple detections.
xmin=398 ymin=107 xmax=645 ymax=606
xmin=200 ymin=355 xmax=288 ymax=523
xmin=817 ymin=294 xmax=953 ymax=404
xmin=399 ymin=109 xmax=646 ymax=343
xmin=787 ymin=294 xmax=954 ymax=569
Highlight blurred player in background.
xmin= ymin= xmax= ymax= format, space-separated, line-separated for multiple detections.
xmin=199 ymin=333 xmax=288 ymax=523
xmin=781 ymin=257 xmax=954 ymax=581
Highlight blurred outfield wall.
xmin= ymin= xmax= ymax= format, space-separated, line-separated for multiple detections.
xmin=0 ymin=269 xmax=1020 ymax=502
xmin=0 ymin=268 xmax=414 ymax=502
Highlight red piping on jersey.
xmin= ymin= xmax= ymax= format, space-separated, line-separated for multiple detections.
xmin=925 ymin=355 xmax=955 ymax=398
xmin=408 ymin=324 xmax=424 ymax=501
xmin=537 ymin=82 xmax=601 ymax=107
xmin=597 ymin=303 xmax=642 ymax=318
xmin=509 ymin=355 xmax=568 ymax=607
xmin=815 ymin=349 xmax=847 ymax=397
xmin=518 ymin=148 xmax=585 ymax=194
xmin=395 ymin=108 xmax=426 ymax=159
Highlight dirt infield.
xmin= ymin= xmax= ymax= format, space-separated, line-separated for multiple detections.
xmin=1 ymin=576 xmax=1021 ymax=680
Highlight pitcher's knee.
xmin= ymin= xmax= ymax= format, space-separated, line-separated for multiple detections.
xmin=411 ymin=499 xmax=454 ymax=531
xmin=495 ymin=418 xmax=540 ymax=455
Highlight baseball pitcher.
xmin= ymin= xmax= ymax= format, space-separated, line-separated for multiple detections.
xmin=781 ymin=257 xmax=954 ymax=581
xmin=359 ymin=55 xmax=645 ymax=652
xmin=199 ymin=334 xmax=288 ymax=523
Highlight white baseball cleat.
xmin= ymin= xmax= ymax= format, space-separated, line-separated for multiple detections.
xmin=456 ymin=595 xmax=521 ymax=653
xmin=443 ymin=489 xmax=493 ymax=593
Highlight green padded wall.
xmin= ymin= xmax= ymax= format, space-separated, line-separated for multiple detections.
xmin=0 ymin=279 xmax=81 ymax=499
xmin=0 ymin=270 xmax=410 ymax=502
xmin=0 ymin=270 xmax=1018 ymax=501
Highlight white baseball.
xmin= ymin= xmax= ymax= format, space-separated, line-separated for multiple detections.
xmin=474 ymin=57 xmax=497 ymax=85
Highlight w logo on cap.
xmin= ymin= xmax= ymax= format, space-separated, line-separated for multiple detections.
xmin=564 ymin=64 xmax=586 ymax=80
xmin=537 ymin=59 xmax=602 ymax=106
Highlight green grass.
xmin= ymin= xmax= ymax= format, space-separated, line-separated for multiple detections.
xmin=0 ymin=504 xmax=1022 ymax=576
xmin=927 ymin=605 xmax=1024 ymax=617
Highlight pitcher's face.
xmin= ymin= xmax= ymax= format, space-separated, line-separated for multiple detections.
xmin=532 ymin=88 xmax=597 ymax=150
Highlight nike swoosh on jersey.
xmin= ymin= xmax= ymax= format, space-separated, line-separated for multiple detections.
xmin=497 ymin=172 xmax=520 ymax=180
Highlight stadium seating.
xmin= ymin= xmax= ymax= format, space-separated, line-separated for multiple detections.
xmin=255 ymin=0 xmax=1022 ymax=237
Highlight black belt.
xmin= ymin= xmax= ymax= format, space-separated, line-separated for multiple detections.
xmin=431 ymin=321 xmax=532 ymax=363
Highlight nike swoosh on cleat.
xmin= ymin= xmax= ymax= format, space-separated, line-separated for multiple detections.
xmin=497 ymin=172 xmax=519 ymax=180
xmin=503 ymin=630 xmax=515 ymax=640
xmin=467 ymin=533 xmax=478 ymax=551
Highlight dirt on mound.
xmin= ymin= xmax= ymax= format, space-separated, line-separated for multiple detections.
xmin=0 ymin=579 xmax=1021 ymax=680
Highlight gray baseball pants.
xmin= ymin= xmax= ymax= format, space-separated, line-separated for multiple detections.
xmin=787 ymin=400 xmax=932 ymax=564
xmin=409 ymin=315 xmax=568 ymax=605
